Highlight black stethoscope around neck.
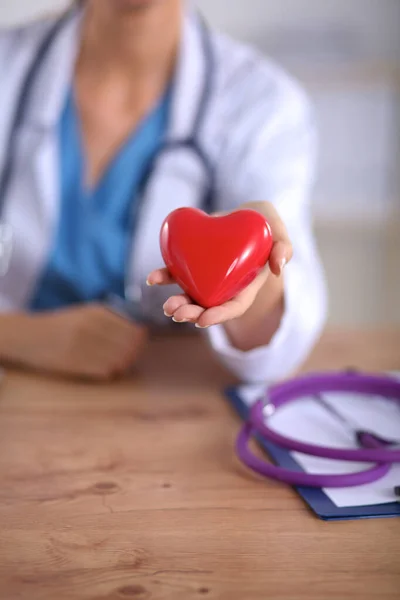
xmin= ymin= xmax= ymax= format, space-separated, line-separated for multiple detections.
xmin=0 ymin=9 xmax=216 ymax=320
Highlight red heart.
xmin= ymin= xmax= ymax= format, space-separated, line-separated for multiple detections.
xmin=159 ymin=208 xmax=273 ymax=308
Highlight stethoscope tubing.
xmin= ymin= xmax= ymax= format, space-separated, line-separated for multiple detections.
xmin=236 ymin=424 xmax=391 ymax=488
xmin=235 ymin=372 xmax=400 ymax=488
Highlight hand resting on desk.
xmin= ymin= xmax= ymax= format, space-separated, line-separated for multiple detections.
xmin=0 ymin=304 xmax=147 ymax=381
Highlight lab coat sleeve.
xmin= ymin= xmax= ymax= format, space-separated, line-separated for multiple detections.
xmin=206 ymin=73 xmax=328 ymax=384
xmin=0 ymin=30 xmax=16 ymax=181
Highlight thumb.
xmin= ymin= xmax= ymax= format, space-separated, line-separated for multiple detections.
xmin=268 ymin=240 xmax=292 ymax=277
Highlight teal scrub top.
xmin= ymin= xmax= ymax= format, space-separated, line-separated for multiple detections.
xmin=30 ymin=88 xmax=170 ymax=310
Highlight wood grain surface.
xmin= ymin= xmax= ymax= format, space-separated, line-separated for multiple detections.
xmin=0 ymin=329 xmax=399 ymax=600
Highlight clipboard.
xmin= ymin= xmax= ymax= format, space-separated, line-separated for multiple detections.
xmin=225 ymin=385 xmax=400 ymax=521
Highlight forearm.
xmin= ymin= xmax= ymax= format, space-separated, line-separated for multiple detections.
xmin=0 ymin=312 xmax=33 ymax=363
xmin=223 ymin=272 xmax=284 ymax=352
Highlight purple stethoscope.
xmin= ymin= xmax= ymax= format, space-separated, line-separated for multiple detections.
xmin=235 ymin=371 xmax=400 ymax=488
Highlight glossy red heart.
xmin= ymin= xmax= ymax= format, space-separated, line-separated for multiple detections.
xmin=160 ymin=208 xmax=273 ymax=308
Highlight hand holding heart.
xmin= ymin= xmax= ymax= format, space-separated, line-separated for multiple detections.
xmin=147 ymin=201 xmax=293 ymax=329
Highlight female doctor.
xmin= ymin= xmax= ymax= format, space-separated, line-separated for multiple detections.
xmin=0 ymin=0 xmax=326 ymax=382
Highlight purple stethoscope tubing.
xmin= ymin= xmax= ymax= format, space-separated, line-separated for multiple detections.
xmin=235 ymin=372 xmax=400 ymax=488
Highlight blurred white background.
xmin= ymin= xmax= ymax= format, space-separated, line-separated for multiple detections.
xmin=1 ymin=0 xmax=399 ymax=327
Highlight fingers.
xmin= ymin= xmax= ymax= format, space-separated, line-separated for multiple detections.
xmin=196 ymin=274 xmax=266 ymax=328
xmin=265 ymin=206 xmax=293 ymax=274
xmin=172 ymin=304 xmax=205 ymax=323
xmin=146 ymin=268 xmax=175 ymax=286
xmin=82 ymin=305 xmax=148 ymax=379
xmin=163 ymin=294 xmax=205 ymax=323
xmin=163 ymin=294 xmax=191 ymax=316
xmin=162 ymin=269 xmax=267 ymax=329
xmin=112 ymin=330 xmax=147 ymax=376
xmin=88 ymin=306 xmax=144 ymax=348
xmin=269 ymin=240 xmax=290 ymax=277
xmin=196 ymin=299 xmax=244 ymax=328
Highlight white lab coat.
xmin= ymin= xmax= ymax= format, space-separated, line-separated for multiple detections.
xmin=0 ymin=7 xmax=327 ymax=383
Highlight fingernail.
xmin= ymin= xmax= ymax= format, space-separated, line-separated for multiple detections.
xmin=172 ymin=317 xmax=188 ymax=323
xmin=279 ymin=258 xmax=287 ymax=274
xmin=195 ymin=323 xmax=208 ymax=329
xmin=146 ymin=279 xmax=153 ymax=287
xmin=164 ymin=310 xmax=172 ymax=318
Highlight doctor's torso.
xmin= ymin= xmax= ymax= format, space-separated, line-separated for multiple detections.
xmin=0 ymin=6 xmax=321 ymax=328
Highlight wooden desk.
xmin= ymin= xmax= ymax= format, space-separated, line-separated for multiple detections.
xmin=0 ymin=330 xmax=399 ymax=600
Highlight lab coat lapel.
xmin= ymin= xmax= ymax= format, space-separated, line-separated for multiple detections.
xmin=0 ymin=129 xmax=59 ymax=310
xmin=0 ymin=10 xmax=82 ymax=310
xmin=167 ymin=12 xmax=210 ymax=140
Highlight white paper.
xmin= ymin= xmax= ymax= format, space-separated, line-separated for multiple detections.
xmin=237 ymin=374 xmax=400 ymax=508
